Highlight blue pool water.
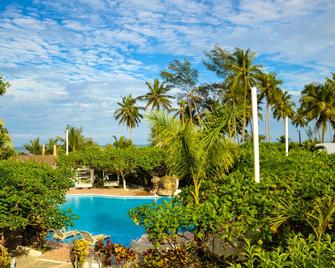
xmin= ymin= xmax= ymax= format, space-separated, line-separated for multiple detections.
xmin=60 ymin=195 xmax=167 ymax=246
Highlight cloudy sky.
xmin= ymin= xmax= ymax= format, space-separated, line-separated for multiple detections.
xmin=0 ymin=0 xmax=334 ymax=146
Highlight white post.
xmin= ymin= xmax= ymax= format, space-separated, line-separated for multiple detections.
xmin=65 ymin=129 xmax=69 ymax=156
xmin=285 ymin=116 xmax=289 ymax=156
xmin=53 ymin=144 xmax=57 ymax=157
xmin=251 ymin=87 xmax=260 ymax=183
xmin=42 ymin=144 xmax=45 ymax=155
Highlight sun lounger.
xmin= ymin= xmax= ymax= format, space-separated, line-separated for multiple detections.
xmin=53 ymin=229 xmax=78 ymax=241
xmin=79 ymin=231 xmax=109 ymax=245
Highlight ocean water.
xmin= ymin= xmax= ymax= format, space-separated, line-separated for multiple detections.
xmin=60 ymin=195 xmax=168 ymax=246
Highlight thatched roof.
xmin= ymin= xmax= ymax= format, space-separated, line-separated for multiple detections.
xmin=13 ymin=155 xmax=57 ymax=167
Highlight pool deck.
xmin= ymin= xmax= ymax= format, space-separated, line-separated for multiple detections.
xmin=67 ymin=187 xmax=155 ymax=196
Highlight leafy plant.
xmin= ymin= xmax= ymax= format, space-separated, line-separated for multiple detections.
xmin=71 ymin=239 xmax=89 ymax=268
xmin=0 ymin=160 xmax=74 ymax=246
xmin=24 ymin=137 xmax=42 ymax=155
xmin=0 ymin=235 xmax=10 ymax=268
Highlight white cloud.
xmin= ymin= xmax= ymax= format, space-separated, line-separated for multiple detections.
xmin=1 ymin=0 xmax=334 ymax=145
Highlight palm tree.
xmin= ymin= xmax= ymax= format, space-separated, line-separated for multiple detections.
xmin=148 ymin=111 xmax=238 ymax=205
xmin=45 ymin=137 xmax=61 ymax=154
xmin=114 ymin=95 xmax=143 ymax=137
xmin=292 ymin=108 xmax=308 ymax=143
xmin=24 ymin=138 xmax=42 ymax=155
xmin=299 ymin=82 xmax=335 ymax=143
xmin=60 ymin=125 xmax=94 ymax=152
xmin=273 ymin=91 xmax=295 ymax=154
xmin=138 ymin=79 xmax=174 ymax=111
xmin=227 ymin=48 xmax=263 ymax=142
xmin=113 ymin=136 xmax=133 ymax=148
xmin=258 ymin=72 xmax=282 ymax=142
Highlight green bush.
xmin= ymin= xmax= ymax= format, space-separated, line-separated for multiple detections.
xmin=57 ymin=145 xmax=166 ymax=186
xmin=130 ymin=144 xmax=335 ymax=266
xmin=0 ymin=160 xmax=75 ymax=246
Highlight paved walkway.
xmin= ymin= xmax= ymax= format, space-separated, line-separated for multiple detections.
xmin=16 ymin=256 xmax=71 ymax=268
xmin=67 ymin=187 xmax=154 ymax=196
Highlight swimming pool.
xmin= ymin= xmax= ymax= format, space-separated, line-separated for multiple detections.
xmin=60 ymin=195 xmax=167 ymax=246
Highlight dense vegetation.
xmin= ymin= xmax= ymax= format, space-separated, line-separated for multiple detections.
xmin=130 ymin=144 xmax=335 ymax=267
xmin=57 ymin=145 xmax=165 ymax=188
xmin=0 ymin=160 xmax=74 ymax=247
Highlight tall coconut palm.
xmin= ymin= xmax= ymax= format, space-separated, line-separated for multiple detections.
xmin=148 ymin=111 xmax=238 ymax=205
xmin=138 ymin=79 xmax=174 ymax=111
xmin=299 ymin=82 xmax=335 ymax=143
xmin=273 ymin=91 xmax=295 ymax=154
xmin=292 ymin=108 xmax=308 ymax=143
xmin=227 ymin=48 xmax=263 ymax=143
xmin=258 ymin=72 xmax=282 ymax=142
xmin=273 ymin=91 xmax=295 ymax=121
xmin=24 ymin=138 xmax=42 ymax=155
xmin=115 ymin=95 xmax=143 ymax=137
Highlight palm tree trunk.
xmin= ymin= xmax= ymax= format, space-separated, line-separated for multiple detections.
xmin=241 ymin=82 xmax=248 ymax=143
xmin=266 ymin=101 xmax=271 ymax=142
xmin=322 ymin=121 xmax=326 ymax=143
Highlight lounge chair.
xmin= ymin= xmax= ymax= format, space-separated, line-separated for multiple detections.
xmin=53 ymin=229 xmax=78 ymax=241
xmin=79 ymin=231 xmax=109 ymax=245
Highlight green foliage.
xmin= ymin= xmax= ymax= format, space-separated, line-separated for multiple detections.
xmin=58 ymin=145 xmax=163 ymax=172
xmin=45 ymin=137 xmax=61 ymax=154
xmin=160 ymin=59 xmax=198 ymax=91
xmin=148 ymin=111 xmax=239 ymax=204
xmin=239 ymin=235 xmax=335 ymax=267
xmin=71 ymin=239 xmax=89 ymax=268
xmin=130 ymin=144 xmax=335 ymax=266
xmin=58 ymin=145 xmax=165 ymax=189
xmin=299 ymin=79 xmax=335 ymax=143
xmin=64 ymin=125 xmax=95 ymax=152
xmin=114 ymin=95 xmax=143 ymax=135
xmin=24 ymin=137 xmax=42 ymax=155
xmin=141 ymin=246 xmax=195 ymax=268
xmin=0 ymin=160 xmax=74 ymax=245
xmin=94 ymin=239 xmax=136 ymax=266
xmin=112 ymin=135 xmax=133 ymax=148
xmin=0 ymin=74 xmax=10 ymax=96
xmin=0 ymin=120 xmax=14 ymax=159
xmin=138 ymin=79 xmax=174 ymax=111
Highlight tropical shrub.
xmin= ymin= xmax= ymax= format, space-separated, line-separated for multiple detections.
xmin=237 ymin=234 xmax=335 ymax=267
xmin=0 ymin=120 xmax=14 ymax=159
xmin=130 ymin=144 xmax=335 ymax=266
xmin=0 ymin=160 xmax=74 ymax=246
xmin=0 ymin=236 xmax=10 ymax=268
xmin=71 ymin=239 xmax=89 ymax=268
xmin=94 ymin=239 xmax=136 ymax=267
xmin=57 ymin=145 xmax=165 ymax=188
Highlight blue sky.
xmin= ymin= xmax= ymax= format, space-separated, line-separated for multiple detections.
xmin=0 ymin=0 xmax=334 ymax=146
